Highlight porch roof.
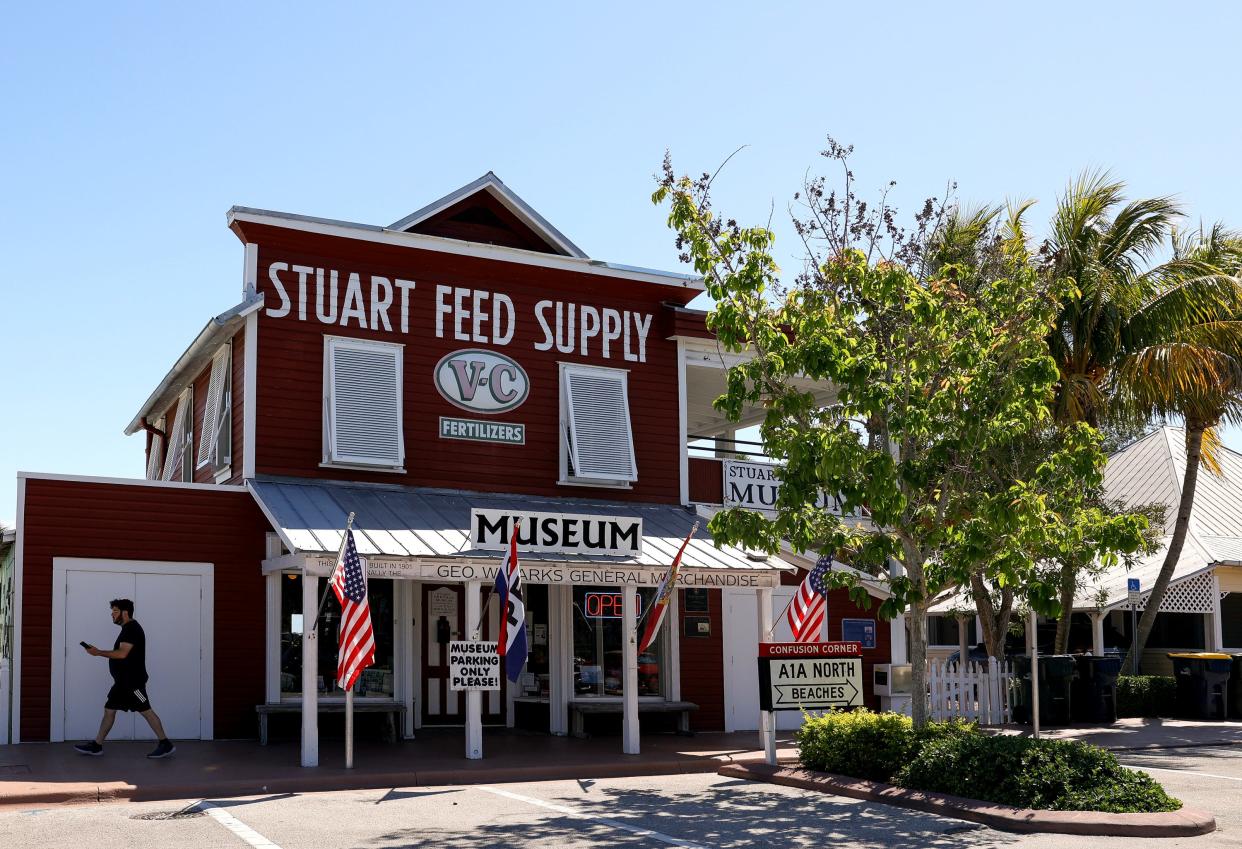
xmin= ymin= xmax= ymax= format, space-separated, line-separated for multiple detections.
xmin=248 ymin=477 xmax=791 ymax=574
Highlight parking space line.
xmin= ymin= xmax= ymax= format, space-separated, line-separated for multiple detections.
xmin=198 ymin=802 xmax=286 ymax=849
xmin=476 ymin=785 xmax=710 ymax=848
xmin=1121 ymin=764 xmax=1242 ymax=782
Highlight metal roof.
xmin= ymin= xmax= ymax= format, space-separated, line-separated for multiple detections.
xmin=1074 ymin=426 xmax=1242 ymax=611
xmin=248 ymin=477 xmax=790 ymax=573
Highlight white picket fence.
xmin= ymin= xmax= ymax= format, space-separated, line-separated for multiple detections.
xmin=928 ymin=658 xmax=1013 ymax=725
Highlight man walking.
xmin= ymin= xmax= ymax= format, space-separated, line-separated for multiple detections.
xmin=74 ymin=598 xmax=176 ymax=759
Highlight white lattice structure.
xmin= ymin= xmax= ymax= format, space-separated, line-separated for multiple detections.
xmin=1121 ymin=571 xmax=1225 ymax=614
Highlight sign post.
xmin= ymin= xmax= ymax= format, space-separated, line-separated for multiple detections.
xmin=1128 ymin=578 xmax=1142 ymax=674
xmin=450 ymin=630 xmax=500 ymax=760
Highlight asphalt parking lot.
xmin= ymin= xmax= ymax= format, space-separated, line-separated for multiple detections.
xmin=2 ymin=745 xmax=1239 ymax=849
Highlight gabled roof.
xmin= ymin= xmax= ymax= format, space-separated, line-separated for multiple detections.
xmin=1073 ymin=425 xmax=1242 ymax=611
xmin=389 ymin=172 xmax=587 ymax=259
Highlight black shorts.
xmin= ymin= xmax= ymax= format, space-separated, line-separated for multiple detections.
xmin=106 ymin=683 xmax=152 ymax=712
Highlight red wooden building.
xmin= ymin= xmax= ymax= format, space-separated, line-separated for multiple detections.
xmin=8 ymin=174 xmax=894 ymax=757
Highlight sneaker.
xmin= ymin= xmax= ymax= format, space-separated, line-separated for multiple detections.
xmin=74 ymin=741 xmax=103 ymax=756
xmin=146 ymin=739 xmax=176 ymax=759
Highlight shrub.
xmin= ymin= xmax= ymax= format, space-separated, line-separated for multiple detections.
xmin=1117 ymin=675 xmax=1178 ymax=718
xmin=797 ymin=709 xmax=975 ymax=782
xmin=894 ymin=734 xmax=1181 ymax=813
xmin=797 ymin=709 xmax=916 ymax=781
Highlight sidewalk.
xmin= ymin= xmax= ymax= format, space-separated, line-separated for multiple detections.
xmin=0 ymin=729 xmax=800 ymax=810
xmin=990 ymin=717 xmax=1242 ymax=750
xmin=4 ymin=719 xmax=1238 ymax=811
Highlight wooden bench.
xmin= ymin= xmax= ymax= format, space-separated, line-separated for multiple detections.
xmin=568 ymin=699 xmax=698 ymax=738
xmin=255 ymin=702 xmax=407 ymax=745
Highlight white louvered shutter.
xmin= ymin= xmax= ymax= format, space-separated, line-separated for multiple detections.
xmin=145 ymin=416 xmax=165 ymax=480
xmin=563 ymin=366 xmax=637 ymax=482
xmin=328 ymin=339 xmax=403 ymax=467
xmin=160 ymin=389 xmax=191 ymax=480
xmin=197 ymin=345 xmax=231 ymax=468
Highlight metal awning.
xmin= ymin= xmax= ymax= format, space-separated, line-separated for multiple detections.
xmin=248 ymin=477 xmax=790 ymax=581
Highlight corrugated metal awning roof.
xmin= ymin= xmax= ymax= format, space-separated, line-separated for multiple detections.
xmin=249 ymin=477 xmax=790 ymax=573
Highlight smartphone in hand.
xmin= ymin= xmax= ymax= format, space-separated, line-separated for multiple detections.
xmin=80 ymin=641 xmax=92 ymax=650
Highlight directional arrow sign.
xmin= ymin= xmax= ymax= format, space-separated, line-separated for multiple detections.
xmin=758 ymin=648 xmax=864 ymax=711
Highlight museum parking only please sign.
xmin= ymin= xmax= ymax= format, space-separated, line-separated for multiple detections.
xmin=449 ymin=641 xmax=501 ymax=691
xmin=757 ymin=642 xmax=863 ymax=711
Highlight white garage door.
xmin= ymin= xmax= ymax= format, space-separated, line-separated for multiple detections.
xmin=54 ymin=559 xmax=213 ymax=742
xmin=722 ymin=587 xmax=813 ymax=732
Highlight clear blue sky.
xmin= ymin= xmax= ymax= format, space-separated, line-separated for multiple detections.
xmin=3 ymin=2 xmax=1241 ymax=523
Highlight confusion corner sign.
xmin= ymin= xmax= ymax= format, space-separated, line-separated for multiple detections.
xmin=758 ymin=642 xmax=863 ymax=711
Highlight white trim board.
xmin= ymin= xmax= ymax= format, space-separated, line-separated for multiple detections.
xmin=227 ymin=208 xmax=703 ymax=292
xmin=49 ymin=558 xmax=215 ymax=742
xmin=18 ymin=471 xmax=247 ymax=492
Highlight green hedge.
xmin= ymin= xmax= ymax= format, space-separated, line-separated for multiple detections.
xmin=1117 ymin=675 xmax=1178 ymax=718
xmin=797 ymin=710 xmax=1180 ymax=814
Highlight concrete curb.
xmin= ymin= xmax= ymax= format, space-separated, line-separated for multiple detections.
xmin=717 ymin=763 xmax=1217 ymax=838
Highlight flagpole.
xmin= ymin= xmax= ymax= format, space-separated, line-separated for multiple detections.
xmin=474 ymin=518 xmax=521 ymax=639
xmin=311 ymin=511 xmax=356 ymax=633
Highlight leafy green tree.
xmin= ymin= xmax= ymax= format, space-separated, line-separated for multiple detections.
xmin=653 ymin=146 xmax=1143 ymax=724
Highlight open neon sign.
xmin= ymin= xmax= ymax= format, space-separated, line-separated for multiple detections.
xmin=583 ymin=592 xmax=645 ymax=619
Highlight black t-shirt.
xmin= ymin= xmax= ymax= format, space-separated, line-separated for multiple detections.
xmin=109 ymin=620 xmax=148 ymax=688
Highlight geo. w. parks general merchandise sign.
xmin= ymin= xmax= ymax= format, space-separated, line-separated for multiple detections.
xmin=757 ymin=642 xmax=863 ymax=711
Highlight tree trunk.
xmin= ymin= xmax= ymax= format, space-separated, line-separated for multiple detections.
xmin=1054 ymin=562 xmax=1078 ymax=654
xmin=970 ymin=573 xmax=1014 ymax=660
xmin=908 ymin=597 xmax=930 ymax=728
xmin=1122 ymin=425 xmax=1205 ymax=672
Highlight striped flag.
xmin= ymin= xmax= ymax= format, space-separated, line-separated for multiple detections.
xmin=638 ymin=523 xmax=698 ymax=653
xmin=788 ymin=554 xmax=832 ymax=642
xmin=495 ymin=521 xmax=527 ymax=682
xmin=330 ymin=528 xmax=376 ymax=690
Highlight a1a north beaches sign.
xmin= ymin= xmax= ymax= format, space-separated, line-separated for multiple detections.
xmin=757 ymin=642 xmax=863 ymax=710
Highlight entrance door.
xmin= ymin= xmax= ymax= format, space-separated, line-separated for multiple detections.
xmin=722 ymin=587 xmax=805 ymax=732
xmin=420 ymin=583 xmax=505 ymax=725
xmin=60 ymin=561 xmax=210 ymax=741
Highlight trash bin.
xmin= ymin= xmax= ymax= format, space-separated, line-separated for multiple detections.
xmin=1167 ymin=653 xmax=1231 ymax=720
xmin=1011 ymin=655 xmax=1077 ymax=726
xmin=1230 ymin=655 xmax=1242 ymax=721
xmin=1072 ymin=655 xmax=1123 ymax=723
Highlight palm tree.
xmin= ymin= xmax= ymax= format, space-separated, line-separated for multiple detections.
xmin=1116 ymin=226 xmax=1242 ymax=668
xmin=1043 ymin=171 xmax=1242 ymax=657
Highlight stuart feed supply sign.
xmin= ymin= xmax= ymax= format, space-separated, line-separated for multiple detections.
xmin=758 ymin=642 xmax=863 ymax=711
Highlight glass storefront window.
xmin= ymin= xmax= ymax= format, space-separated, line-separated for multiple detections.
xmin=572 ymin=586 xmax=664 ymax=698
xmin=280 ymin=573 xmax=395 ymax=699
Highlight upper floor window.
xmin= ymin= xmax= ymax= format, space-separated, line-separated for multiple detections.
xmin=161 ymin=387 xmax=193 ymax=481
xmin=559 ymin=363 xmax=637 ymax=486
xmin=197 ymin=343 xmax=232 ymax=476
xmin=323 ymin=336 xmax=404 ymax=470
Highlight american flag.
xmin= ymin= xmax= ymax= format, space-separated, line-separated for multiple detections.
xmin=638 ymin=523 xmax=698 ymax=653
xmin=787 ymin=554 xmax=832 ymax=643
xmin=330 ymin=528 xmax=375 ymax=691
xmin=495 ymin=520 xmax=527 ymax=682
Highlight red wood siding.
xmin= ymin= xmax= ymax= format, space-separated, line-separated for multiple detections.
xmin=406 ymin=192 xmax=565 ymax=254
xmin=688 ymin=457 xmax=723 ymax=504
xmin=667 ymin=306 xmax=713 ymax=340
xmin=240 ymin=223 xmax=697 ymax=503
xmin=678 ymin=589 xmax=724 ymax=731
xmin=19 ymin=478 xmax=271 ymax=741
